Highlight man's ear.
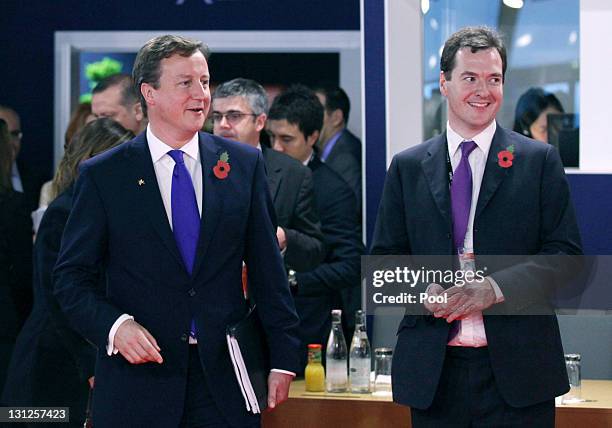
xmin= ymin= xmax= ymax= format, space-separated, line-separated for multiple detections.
xmin=306 ymin=130 xmax=320 ymax=148
xmin=439 ymin=71 xmax=449 ymax=97
xmin=255 ymin=113 xmax=267 ymax=133
xmin=141 ymin=83 xmax=155 ymax=108
xmin=133 ymin=102 xmax=144 ymax=122
xmin=330 ymin=109 xmax=344 ymax=127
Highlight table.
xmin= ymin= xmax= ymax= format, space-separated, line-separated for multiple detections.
xmin=262 ymin=380 xmax=612 ymax=428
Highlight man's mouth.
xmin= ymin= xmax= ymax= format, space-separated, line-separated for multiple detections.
xmin=468 ymin=101 xmax=490 ymax=108
xmin=187 ymin=107 xmax=204 ymax=114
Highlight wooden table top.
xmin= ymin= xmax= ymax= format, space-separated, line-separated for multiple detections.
xmin=289 ymin=379 xmax=612 ymax=410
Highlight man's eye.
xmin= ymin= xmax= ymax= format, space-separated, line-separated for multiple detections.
xmin=464 ymin=76 xmax=475 ymax=82
xmin=227 ymin=113 xmax=242 ymax=121
xmin=179 ymin=81 xmax=190 ymax=87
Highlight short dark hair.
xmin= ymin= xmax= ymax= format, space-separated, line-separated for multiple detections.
xmin=513 ymin=87 xmax=565 ymax=137
xmin=440 ymin=26 xmax=507 ymax=81
xmin=313 ymin=85 xmax=350 ymax=123
xmin=92 ymin=74 xmax=139 ymax=108
xmin=268 ymin=85 xmax=323 ymax=139
xmin=132 ymin=35 xmax=210 ymax=115
xmin=213 ymin=78 xmax=268 ymax=116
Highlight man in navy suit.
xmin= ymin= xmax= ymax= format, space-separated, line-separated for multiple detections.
xmin=54 ymin=35 xmax=300 ymax=427
xmin=267 ymin=85 xmax=364 ymax=370
xmin=371 ymin=27 xmax=582 ymax=427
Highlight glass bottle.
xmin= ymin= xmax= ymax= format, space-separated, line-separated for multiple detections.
xmin=349 ymin=310 xmax=371 ymax=393
xmin=305 ymin=344 xmax=325 ymax=392
xmin=325 ymin=309 xmax=348 ymax=392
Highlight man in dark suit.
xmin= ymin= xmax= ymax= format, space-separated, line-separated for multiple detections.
xmin=91 ymin=74 xmax=147 ymax=135
xmin=371 ymin=27 xmax=582 ymax=427
xmin=0 ymin=105 xmax=47 ymax=212
xmin=313 ymin=85 xmax=362 ymax=210
xmin=211 ymin=78 xmax=325 ymax=273
xmin=267 ymin=85 xmax=364 ymax=369
xmin=54 ymin=35 xmax=300 ymax=427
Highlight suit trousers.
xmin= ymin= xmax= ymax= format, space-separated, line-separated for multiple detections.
xmin=411 ymin=347 xmax=555 ymax=428
xmin=179 ymin=346 xmax=260 ymax=428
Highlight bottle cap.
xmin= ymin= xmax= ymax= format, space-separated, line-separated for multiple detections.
xmin=564 ymin=353 xmax=581 ymax=362
xmin=308 ymin=344 xmax=322 ymax=349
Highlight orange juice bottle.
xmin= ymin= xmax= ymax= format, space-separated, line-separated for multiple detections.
xmin=305 ymin=344 xmax=325 ymax=392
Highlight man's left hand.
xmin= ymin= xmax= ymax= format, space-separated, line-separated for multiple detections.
xmin=434 ymin=277 xmax=497 ymax=322
xmin=267 ymin=371 xmax=293 ymax=410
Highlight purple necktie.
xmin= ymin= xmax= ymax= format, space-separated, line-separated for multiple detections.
xmin=448 ymin=140 xmax=477 ymax=340
xmin=168 ymin=150 xmax=200 ymax=338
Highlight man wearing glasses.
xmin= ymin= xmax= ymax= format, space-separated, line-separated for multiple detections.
xmin=212 ymin=78 xmax=325 ymax=273
xmin=0 ymin=105 xmax=46 ymax=212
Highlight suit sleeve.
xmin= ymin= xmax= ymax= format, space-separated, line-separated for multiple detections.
xmin=36 ymin=204 xmax=96 ymax=381
xmin=7 ymin=195 xmax=33 ymax=325
xmin=296 ymin=177 xmax=364 ymax=296
xmin=283 ymin=167 xmax=326 ymax=271
xmin=488 ymin=145 xmax=584 ymax=313
xmin=245 ymin=152 xmax=301 ymax=373
xmin=54 ymin=165 xmax=124 ymax=349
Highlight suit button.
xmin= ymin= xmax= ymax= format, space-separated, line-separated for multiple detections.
xmin=180 ymin=334 xmax=188 ymax=342
xmin=446 ymin=233 xmax=451 ymax=239
xmin=188 ymin=288 xmax=196 ymax=297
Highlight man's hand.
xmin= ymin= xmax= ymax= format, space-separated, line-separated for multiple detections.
xmin=114 ymin=319 xmax=163 ymax=364
xmin=276 ymin=227 xmax=287 ymax=250
xmin=267 ymin=371 xmax=293 ymax=409
xmin=88 ymin=376 xmax=95 ymax=389
xmin=435 ymin=278 xmax=497 ymax=322
xmin=423 ymin=283 xmax=446 ymax=314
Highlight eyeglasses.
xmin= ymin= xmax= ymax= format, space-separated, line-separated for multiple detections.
xmin=9 ymin=130 xmax=23 ymax=141
xmin=210 ymin=111 xmax=257 ymax=125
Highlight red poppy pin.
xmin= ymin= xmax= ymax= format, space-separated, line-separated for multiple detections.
xmin=497 ymin=145 xmax=515 ymax=168
xmin=213 ymin=151 xmax=231 ymax=179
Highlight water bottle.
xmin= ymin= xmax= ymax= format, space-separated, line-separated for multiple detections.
xmin=325 ymin=309 xmax=348 ymax=392
xmin=349 ymin=310 xmax=371 ymax=393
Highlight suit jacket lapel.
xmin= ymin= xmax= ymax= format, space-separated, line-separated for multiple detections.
xmin=475 ymin=125 xmax=511 ymax=220
xmin=193 ymin=133 xmax=224 ymax=277
xmin=129 ymin=134 xmax=184 ymax=268
xmin=262 ymin=146 xmax=282 ymax=202
xmin=421 ymin=133 xmax=452 ymax=228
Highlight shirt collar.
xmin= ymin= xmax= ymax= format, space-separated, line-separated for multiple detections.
xmin=147 ymin=124 xmax=200 ymax=163
xmin=321 ymin=129 xmax=343 ymax=161
xmin=446 ymin=120 xmax=496 ymax=158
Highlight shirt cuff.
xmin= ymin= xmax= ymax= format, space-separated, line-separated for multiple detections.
xmin=486 ymin=276 xmax=505 ymax=303
xmin=107 ymin=314 xmax=134 ymax=356
xmin=271 ymin=368 xmax=296 ymax=377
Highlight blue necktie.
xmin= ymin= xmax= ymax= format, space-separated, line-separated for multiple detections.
xmin=168 ymin=150 xmax=200 ymax=338
xmin=448 ymin=141 xmax=477 ymax=341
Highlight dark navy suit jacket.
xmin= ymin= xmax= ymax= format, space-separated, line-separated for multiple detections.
xmin=371 ymin=125 xmax=582 ymax=410
xmin=54 ymin=132 xmax=300 ymax=427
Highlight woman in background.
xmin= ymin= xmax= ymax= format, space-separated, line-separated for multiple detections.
xmin=34 ymin=103 xmax=95 ymax=230
xmin=2 ymin=118 xmax=134 ymax=427
xmin=513 ymin=87 xmax=565 ymax=143
xmin=0 ymin=118 xmax=33 ymax=394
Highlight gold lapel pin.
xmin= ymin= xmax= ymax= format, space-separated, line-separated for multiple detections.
xmin=138 ymin=179 xmax=145 ymax=186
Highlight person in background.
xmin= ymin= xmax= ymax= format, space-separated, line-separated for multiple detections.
xmin=0 ymin=118 xmax=33 ymax=394
xmin=36 ymin=102 xmax=95 ymax=213
xmin=0 ymin=105 xmax=47 ymax=212
xmin=513 ymin=87 xmax=565 ymax=143
xmin=91 ymin=73 xmax=147 ymax=134
xmin=212 ymin=78 xmax=325 ymax=273
xmin=2 ymin=119 xmax=134 ymax=427
xmin=267 ymin=85 xmax=364 ymax=372
xmin=313 ymin=85 xmax=362 ymax=209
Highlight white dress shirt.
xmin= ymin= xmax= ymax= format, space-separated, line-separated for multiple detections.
xmin=444 ymin=120 xmax=504 ymax=347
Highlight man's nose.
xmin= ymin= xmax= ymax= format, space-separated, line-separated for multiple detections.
xmin=191 ymin=82 xmax=207 ymax=99
xmin=272 ymin=140 xmax=283 ymax=152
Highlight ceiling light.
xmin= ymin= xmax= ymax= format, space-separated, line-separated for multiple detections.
xmin=503 ymin=0 xmax=524 ymax=9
